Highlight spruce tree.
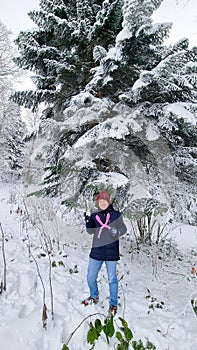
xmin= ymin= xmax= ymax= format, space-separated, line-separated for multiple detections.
xmin=12 ymin=0 xmax=123 ymax=114
xmin=13 ymin=0 xmax=197 ymax=117
xmin=87 ymin=0 xmax=171 ymax=99
xmin=129 ymin=39 xmax=197 ymax=104
xmin=14 ymin=0 xmax=197 ymax=225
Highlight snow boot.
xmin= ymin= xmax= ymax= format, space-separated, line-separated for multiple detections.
xmin=108 ymin=305 xmax=117 ymax=316
xmin=82 ymin=296 xmax=99 ymax=306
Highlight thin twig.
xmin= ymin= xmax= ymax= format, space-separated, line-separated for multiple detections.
xmin=22 ymin=196 xmax=54 ymax=319
xmin=26 ymin=241 xmax=46 ymax=304
xmin=64 ymin=312 xmax=107 ymax=346
xmin=48 ymin=248 xmax=54 ymax=320
xmin=0 ymin=222 xmax=6 ymax=291
xmin=160 ymin=323 xmax=175 ymax=337
xmin=119 ymin=281 xmax=126 ymax=320
xmin=131 ymin=221 xmax=139 ymax=248
xmin=38 ymin=220 xmax=54 ymax=320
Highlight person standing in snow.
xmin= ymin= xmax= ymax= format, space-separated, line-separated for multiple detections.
xmin=83 ymin=191 xmax=127 ymax=315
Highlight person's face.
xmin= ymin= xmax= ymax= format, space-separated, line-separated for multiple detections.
xmin=98 ymin=199 xmax=109 ymax=210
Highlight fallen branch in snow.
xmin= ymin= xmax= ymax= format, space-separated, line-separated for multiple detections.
xmin=0 ymin=222 xmax=6 ymax=291
xmin=157 ymin=323 xmax=175 ymax=337
xmin=166 ymin=270 xmax=188 ymax=277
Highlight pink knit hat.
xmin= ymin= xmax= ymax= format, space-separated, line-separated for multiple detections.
xmin=95 ymin=191 xmax=110 ymax=203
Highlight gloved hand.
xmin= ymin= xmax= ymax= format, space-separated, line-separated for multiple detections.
xmin=84 ymin=212 xmax=91 ymax=222
xmin=110 ymin=227 xmax=118 ymax=237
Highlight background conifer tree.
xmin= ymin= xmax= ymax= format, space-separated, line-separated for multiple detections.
xmin=0 ymin=20 xmax=25 ymax=180
xmin=13 ymin=0 xmax=197 ymax=225
xmin=12 ymin=0 xmax=123 ymax=115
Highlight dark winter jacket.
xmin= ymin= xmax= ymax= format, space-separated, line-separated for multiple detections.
xmin=85 ymin=204 xmax=127 ymax=261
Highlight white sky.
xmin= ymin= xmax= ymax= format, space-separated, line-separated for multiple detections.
xmin=152 ymin=0 xmax=197 ymax=47
xmin=0 ymin=0 xmax=196 ymax=46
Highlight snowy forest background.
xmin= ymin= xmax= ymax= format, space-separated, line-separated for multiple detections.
xmin=0 ymin=1 xmax=197 ymax=349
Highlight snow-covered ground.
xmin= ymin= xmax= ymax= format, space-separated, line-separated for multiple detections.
xmin=0 ymin=182 xmax=197 ymax=350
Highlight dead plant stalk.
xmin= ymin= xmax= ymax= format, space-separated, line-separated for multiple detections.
xmin=0 ymin=222 xmax=6 ymax=291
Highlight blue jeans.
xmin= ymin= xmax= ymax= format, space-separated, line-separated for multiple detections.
xmin=87 ymin=257 xmax=118 ymax=307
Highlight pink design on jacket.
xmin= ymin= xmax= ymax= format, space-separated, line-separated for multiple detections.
xmin=95 ymin=213 xmax=111 ymax=238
